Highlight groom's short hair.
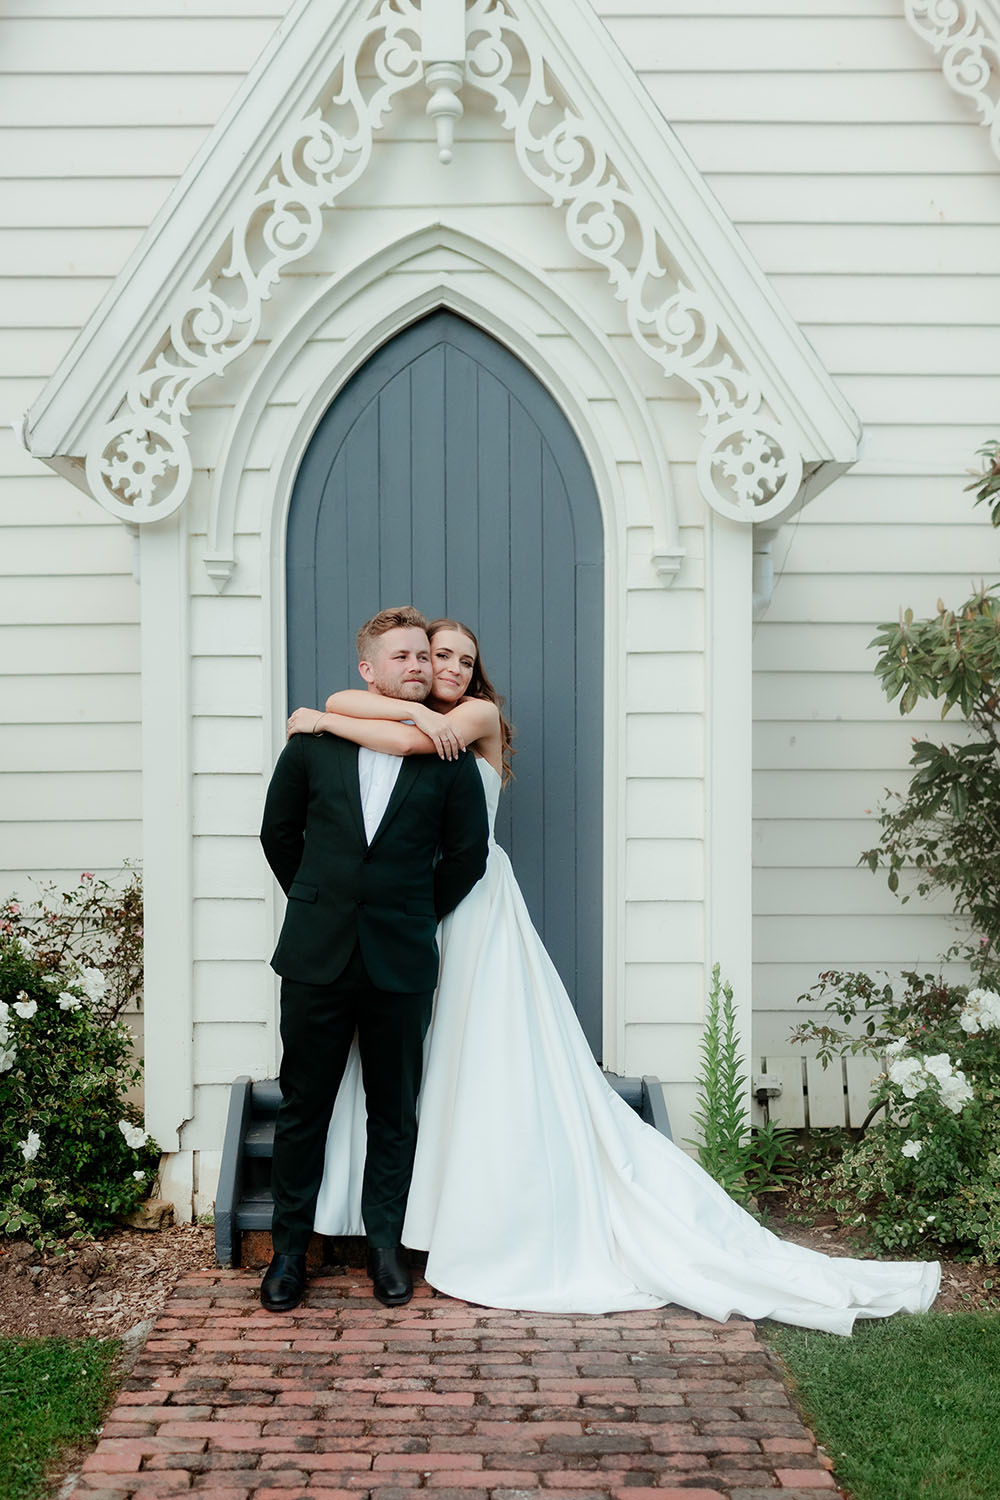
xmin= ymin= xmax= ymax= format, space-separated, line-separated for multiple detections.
xmin=356 ymin=605 xmax=429 ymax=661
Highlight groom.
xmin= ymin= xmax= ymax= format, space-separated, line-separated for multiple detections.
xmin=259 ymin=606 xmax=489 ymax=1311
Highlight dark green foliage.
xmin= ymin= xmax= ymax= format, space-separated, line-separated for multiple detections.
xmin=866 ymin=550 xmax=1000 ymax=981
xmin=966 ymin=437 xmax=1000 ymax=528
xmin=0 ymin=872 xmax=157 ymax=1248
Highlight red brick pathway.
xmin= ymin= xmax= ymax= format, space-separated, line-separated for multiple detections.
xmin=74 ymin=1267 xmax=844 ymax=1500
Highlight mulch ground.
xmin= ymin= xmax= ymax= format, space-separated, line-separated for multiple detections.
xmin=2 ymin=1203 xmax=989 ymax=1345
xmin=68 ymin=1263 xmax=844 ymax=1500
xmin=0 ymin=1224 xmax=211 ymax=1340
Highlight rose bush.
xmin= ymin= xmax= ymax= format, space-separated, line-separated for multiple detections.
xmin=0 ymin=873 xmax=157 ymax=1248
xmin=788 ymin=970 xmax=1000 ymax=1259
xmin=0 ymin=866 xmax=142 ymax=1023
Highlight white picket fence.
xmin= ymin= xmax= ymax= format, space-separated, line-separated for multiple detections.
xmin=751 ymin=1053 xmax=885 ymax=1130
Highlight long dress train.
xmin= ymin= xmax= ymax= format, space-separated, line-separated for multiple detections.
xmin=313 ymin=757 xmax=939 ymax=1335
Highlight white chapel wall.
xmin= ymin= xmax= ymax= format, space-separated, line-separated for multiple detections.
xmin=598 ymin=0 xmax=1000 ymax=1051
xmin=0 ymin=2 xmax=284 ymax=896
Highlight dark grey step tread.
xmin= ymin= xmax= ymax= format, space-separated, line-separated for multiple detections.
xmin=608 ymin=1073 xmax=642 ymax=1109
xmin=251 ymin=1079 xmax=283 ymax=1114
xmin=234 ymin=1203 xmax=274 ymax=1230
xmin=244 ymin=1122 xmax=275 ymax=1155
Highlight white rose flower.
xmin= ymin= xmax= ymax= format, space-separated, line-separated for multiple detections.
xmin=19 ymin=1129 xmax=40 ymax=1162
xmin=133 ymin=1170 xmax=146 ymax=1181
xmin=78 ymin=967 xmax=106 ymax=1003
xmin=901 ymin=1139 xmax=923 ymax=1159
xmin=0 ymin=1043 xmax=16 ymax=1073
xmin=118 ymin=1119 xmax=147 ymax=1150
xmin=925 ymin=1214 xmax=936 ymax=1223
xmin=961 ymin=987 xmax=1000 ymax=1033
xmin=888 ymin=1056 xmax=925 ymax=1098
xmin=938 ymin=1070 xmax=974 ymax=1114
xmin=888 ymin=1050 xmax=974 ymax=1115
xmin=13 ymin=996 xmax=37 ymax=1020
xmin=57 ymin=991 xmax=82 ymax=1011
xmin=884 ymin=1038 xmax=908 ymax=1058
xmin=12 ymin=935 xmax=34 ymax=958
xmin=923 ymin=1053 xmax=954 ymax=1084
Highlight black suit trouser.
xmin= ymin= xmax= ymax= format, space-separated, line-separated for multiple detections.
xmin=271 ymin=944 xmax=433 ymax=1252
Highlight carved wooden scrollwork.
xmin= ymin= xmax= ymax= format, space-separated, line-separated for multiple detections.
xmin=86 ymin=0 xmax=423 ymax=522
xmin=905 ymin=0 xmax=1000 ymax=162
xmin=84 ymin=0 xmax=808 ymax=527
xmin=464 ymin=0 xmax=802 ymax=521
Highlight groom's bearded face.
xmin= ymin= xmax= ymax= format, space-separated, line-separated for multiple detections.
xmin=362 ymin=627 xmax=433 ymax=701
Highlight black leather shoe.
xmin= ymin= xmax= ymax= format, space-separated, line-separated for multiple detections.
xmin=260 ymin=1252 xmax=307 ymax=1312
xmin=367 ymin=1245 xmax=412 ymax=1307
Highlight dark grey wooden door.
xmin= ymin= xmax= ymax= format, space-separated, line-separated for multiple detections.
xmin=286 ymin=311 xmax=604 ymax=1056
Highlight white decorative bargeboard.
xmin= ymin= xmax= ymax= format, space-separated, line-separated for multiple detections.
xmin=78 ymin=0 xmax=852 ymax=538
xmin=905 ymin=0 xmax=1000 ymax=164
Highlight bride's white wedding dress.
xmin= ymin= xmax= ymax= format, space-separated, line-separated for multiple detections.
xmin=313 ymin=757 xmax=939 ymax=1334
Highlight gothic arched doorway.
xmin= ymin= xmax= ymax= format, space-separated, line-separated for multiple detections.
xmin=286 ymin=311 xmax=605 ymax=1055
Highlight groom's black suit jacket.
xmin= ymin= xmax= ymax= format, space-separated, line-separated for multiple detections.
xmin=260 ymin=733 xmax=489 ymax=993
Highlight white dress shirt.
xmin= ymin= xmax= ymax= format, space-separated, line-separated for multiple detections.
xmin=357 ymin=746 xmax=403 ymax=845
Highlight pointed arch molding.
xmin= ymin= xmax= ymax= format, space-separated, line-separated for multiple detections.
xmin=25 ymin=0 xmax=859 ymax=535
xmin=905 ymin=0 xmax=1000 ymax=163
xmin=208 ymin=224 xmax=680 ymax=587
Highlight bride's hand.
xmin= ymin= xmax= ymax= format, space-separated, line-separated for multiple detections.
xmin=287 ymin=707 xmax=324 ymax=739
xmin=409 ymin=703 xmax=466 ymax=759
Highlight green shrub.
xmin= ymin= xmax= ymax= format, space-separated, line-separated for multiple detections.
xmin=863 ymin=440 xmax=1000 ymax=983
xmin=789 ymin=970 xmax=1000 ymax=1260
xmin=0 ymin=872 xmax=157 ymax=1248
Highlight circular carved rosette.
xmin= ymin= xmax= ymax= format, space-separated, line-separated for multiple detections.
xmin=85 ymin=416 xmax=193 ymax=524
xmin=697 ymin=418 xmax=803 ymax=523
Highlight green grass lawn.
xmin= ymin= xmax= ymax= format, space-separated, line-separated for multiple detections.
xmin=0 ymin=1337 xmax=121 ymax=1500
xmin=766 ymin=1312 xmax=1000 ymax=1500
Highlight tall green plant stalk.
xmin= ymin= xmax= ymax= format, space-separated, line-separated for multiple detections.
xmin=689 ymin=963 xmax=751 ymax=1199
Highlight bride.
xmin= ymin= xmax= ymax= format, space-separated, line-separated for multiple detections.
xmin=286 ymin=618 xmax=940 ymax=1335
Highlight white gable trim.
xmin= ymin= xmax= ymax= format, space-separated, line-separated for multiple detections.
xmin=22 ymin=0 xmax=858 ymax=534
xmin=905 ymin=0 xmax=1000 ymax=164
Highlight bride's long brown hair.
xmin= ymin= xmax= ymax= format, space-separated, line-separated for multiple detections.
xmin=427 ymin=618 xmax=515 ymax=784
